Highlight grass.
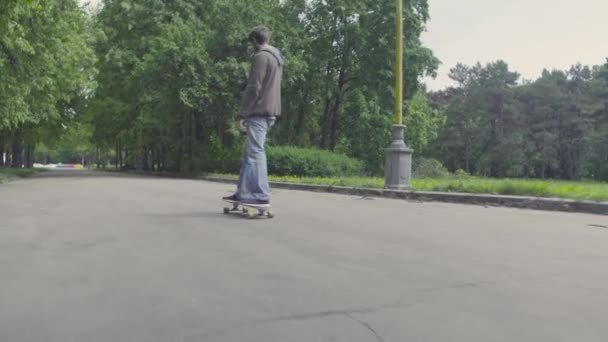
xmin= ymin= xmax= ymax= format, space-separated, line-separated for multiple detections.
xmin=208 ymin=173 xmax=608 ymax=202
xmin=411 ymin=177 xmax=608 ymax=202
xmin=0 ymin=168 xmax=43 ymax=183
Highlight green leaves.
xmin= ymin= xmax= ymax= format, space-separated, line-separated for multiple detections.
xmin=432 ymin=60 xmax=608 ymax=181
xmin=120 ymin=1 xmax=132 ymax=10
xmin=87 ymin=0 xmax=437 ymax=174
xmin=0 ymin=0 xmax=96 ymax=132
xmin=406 ymin=91 xmax=446 ymax=154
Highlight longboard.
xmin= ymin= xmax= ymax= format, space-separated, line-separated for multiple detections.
xmin=223 ymin=200 xmax=274 ymax=219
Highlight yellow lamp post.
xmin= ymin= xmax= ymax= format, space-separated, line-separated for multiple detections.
xmin=384 ymin=0 xmax=413 ymax=190
xmin=394 ymin=0 xmax=403 ymax=126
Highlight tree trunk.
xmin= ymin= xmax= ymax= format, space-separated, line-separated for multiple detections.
xmin=143 ymin=148 xmax=150 ymax=171
xmin=25 ymin=144 xmax=34 ymax=168
xmin=24 ymin=145 xmax=29 ymax=168
xmin=137 ymin=128 xmax=143 ymax=172
xmin=329 ymin=56 xmax=349 ymax=151
xmin=320 ymin=96 xmax=334 ymax=149
xmin=97 ymin=147 xmax=102 ymax=169
xmin=191 ymin=112 xmax=196 ymax=164
xmin=11 ymin=129 xmax=22 ymax=168
xmin=115 ymin=142 xmax=119 ymax=168
xmin=118 ymin=141 xmax=123 ymax=169
xmin=0 ymin=130 xmax=5 ymax=167
xmin=329 ymin=95 xmax=342 ymax=151
xmin=153 ymin=147 xmax=159 ymax=171
xmin=159 ymin=144 xmax=165 ymax=172
xmin=319 ymin=46 xmax=336 ymax=149
xmin=294 ymin=87 xmax=309 ymax=145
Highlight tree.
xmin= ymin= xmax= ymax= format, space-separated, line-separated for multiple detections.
xmin=88 ymin=0 xmax=438 ymax=175
xmin=433 ymin=62 xmax=521 ymax=176
xmin=432 ymin=60 xmax=608 ymax=181
xmin=0 ymin=0 xmax=96 ymax=168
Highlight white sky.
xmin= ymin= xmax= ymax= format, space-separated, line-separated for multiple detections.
xmin=422 ymin=0 xmax=608 ymax=89
xmin=81 ymin=0 xmax=608 ymax=90
xmin=81 ymin=0 xmax=101 ymax=8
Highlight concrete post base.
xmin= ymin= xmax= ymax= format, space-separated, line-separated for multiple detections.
xmin=384 ymin=124 xmax=413 ymax=190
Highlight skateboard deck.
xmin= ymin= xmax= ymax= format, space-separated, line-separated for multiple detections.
xmin=223 ymin=200 xmax=274 ymax=219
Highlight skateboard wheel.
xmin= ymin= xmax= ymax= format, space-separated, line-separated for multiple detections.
xmin=267 ymin=211 xmax=275 ymax=219
xmin=223 ymin=207 xmax=230 ymax=214
xmin=246 ymin=211 xmax=257 ymax=219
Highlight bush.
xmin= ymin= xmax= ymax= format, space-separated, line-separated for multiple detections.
xmin=200 ymin=134 xmax=243 ymax=174
xmin=267 ymin=146 xmax=364 ymax=177
xmin=454 ymin=169 xmax=471 ymax=178
xmin=412 ymin=158 xmax=450 ymax=179
xmin=0 ymin=168 xmax=40 ymax=183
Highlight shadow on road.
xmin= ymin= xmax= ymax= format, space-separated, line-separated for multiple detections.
xmin=144 ymin=210 xmax=264 ymax=222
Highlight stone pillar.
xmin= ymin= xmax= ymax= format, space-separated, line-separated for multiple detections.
xmin=384 ymin=124 xmax=413 ymax=190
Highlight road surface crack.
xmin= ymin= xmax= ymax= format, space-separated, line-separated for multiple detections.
xmin=345 ymin=313 xmax=384 ymax=342
xmin=186 ymin=281 xmax=485 ymax=341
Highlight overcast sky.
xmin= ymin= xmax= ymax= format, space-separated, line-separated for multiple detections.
xmin=81 ymin=0 xmax=101 ymax=8
xmin=422 ymin=0 xmax=608 ymax=89
xmin=80 ymin=0 xmax=608 ymax=90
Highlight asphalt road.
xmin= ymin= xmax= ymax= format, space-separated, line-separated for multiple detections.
xmin=1 ymin=170 xmax=607 ymax=341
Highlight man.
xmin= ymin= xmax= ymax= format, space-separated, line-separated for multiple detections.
xmin=223 ymin=25 xmax=283 ymax=207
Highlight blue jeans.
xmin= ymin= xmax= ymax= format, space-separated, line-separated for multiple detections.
xmin=236 ymin=116 xmax=275 ymax=201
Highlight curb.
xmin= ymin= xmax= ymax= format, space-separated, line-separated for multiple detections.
xmin=201 ymin=176 xmax=608 ymax=216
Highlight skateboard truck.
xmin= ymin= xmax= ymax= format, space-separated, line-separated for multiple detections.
xmin=223 ymin=200 xmax=274 ymax=219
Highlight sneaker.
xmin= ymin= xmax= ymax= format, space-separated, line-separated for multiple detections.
xmin=240 ymin=199 xmax=270 ymax=207
xmin=222 ymin=194 xmax=241 ymax=203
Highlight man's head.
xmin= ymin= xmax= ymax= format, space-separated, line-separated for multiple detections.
xmin=248 ymin=25 xmax=270 ymax=52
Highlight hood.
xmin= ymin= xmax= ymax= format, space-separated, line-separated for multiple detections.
xmin=261 ymin=47 xmax=284 ymax=67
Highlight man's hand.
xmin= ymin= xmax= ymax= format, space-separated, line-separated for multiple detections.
xmin=239 ymin=119 xmax=247 ymax=133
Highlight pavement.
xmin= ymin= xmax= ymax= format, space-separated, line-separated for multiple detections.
xmin=1 ymin=170 xmax=607 ymax=342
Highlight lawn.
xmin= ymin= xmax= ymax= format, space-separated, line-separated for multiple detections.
xmin=208 ymin=174 xmax=608 ymax=202
xmin=0 ymin=168 xmax=42 ymax=183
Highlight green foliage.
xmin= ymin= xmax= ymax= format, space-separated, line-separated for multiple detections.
xmin=336 ymin=90 xmax=391 ymax=175
xmin=0 ymin=0 xmax=96 ymax=128
xmin=412 ymin=158 xmax=450 ymax=179
xmin=0 ymin=168 xmax=40 ymax=183
xmin=406 ymin=91 xmax=446 ymax=154
xmin=431 ymin=60 xmax=608 ymax=181
xmin=32 ymin=127 xmax=94 ymax=165
xmin=209 ymin=173 xmax=608 ymax=202
xmin=267 ymin=146 xmax=364 ymax=177
xmin=200 ymin=133 xmax=243 ymax=175
xmin=88 ymin=0 xmax=438 ymax=175
xmin=7 ymin=0 xmax=606 ymax=190
xmin=46 ymin=123 xmax=95 ymax=163
xmin=411 ymin=178 xmax=608 ymax=202
xmin=210 ymin=173 xmax=385 ymax=189
xmin=0 ymin=0 xmax=96 ymax=167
